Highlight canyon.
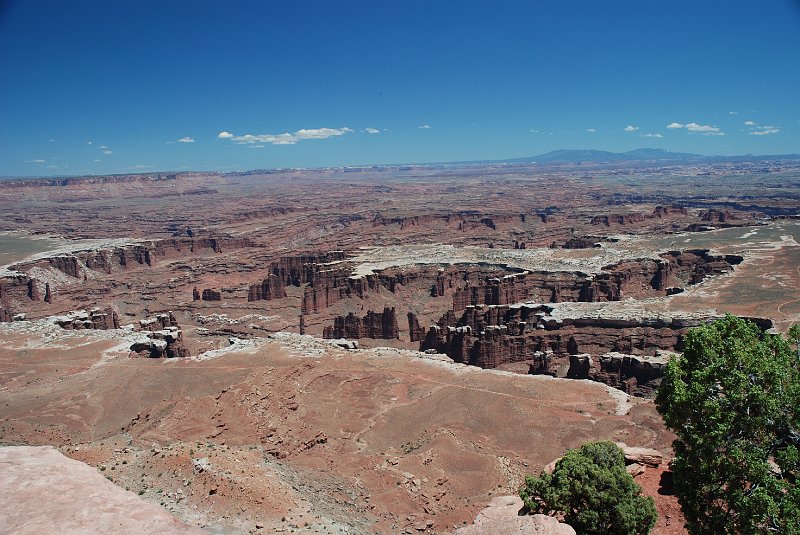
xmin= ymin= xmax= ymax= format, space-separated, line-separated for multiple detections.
xmin=1 ymin=159 xmax=799 ymax=534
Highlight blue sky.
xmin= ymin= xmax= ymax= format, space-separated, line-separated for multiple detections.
xmin=1 ymin=0 xmax=799 ymax=176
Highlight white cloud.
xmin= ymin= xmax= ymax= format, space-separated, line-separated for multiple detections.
xmin=87 ymin=141 xmax=93 ymax=145
xmin=666 ymin=121 xmax=722 ymax=134
xmin=419 ymin=124 xmax=431 ymax=129
xmin=219 ymin=127 xmax=353 ymax=145
xmin=744 ymin=120 xmax=756 ymax=126
xmin=177 ymin=137 xmax=195 ymax=143
xmin=686 ymin=123 xmax=720 ymax=133
xmin=102 ymin=150 xmax=113 ymax=155
xmin=48 ymin=139 xmax=55 ymax=142
xmin=586 ymin=128 xmax=596 ymax=133
xmin=729 ymin=111 xmax=739 ymax=115
xmin=93 ymin=159 xmax=101 ymax=162
xmin=99 ymin=145 xmax=108 ymax=149
xmin=641 ymin=133 xmax=663 ymax=138
xmin=24 ymin=159 xmax=45 ymax=163
xmin=624 ymin=125 xmax=638 ymax=132
xmin=364 ymin=127 xmax=381 ymax=134
xmin=750 ymin=127 xmax=781 ymax=136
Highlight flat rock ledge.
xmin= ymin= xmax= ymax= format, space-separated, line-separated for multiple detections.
xmin=0 ymin=445 xmax=204 ymax=535
xmin=454 ymin=495 xmax=576 ymax=535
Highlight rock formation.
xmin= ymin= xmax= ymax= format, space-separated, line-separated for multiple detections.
xmin=201 ymin=289 xmax=221 ymax=301
xmin=132 ymin=312 xmax=190 ymax=358
xmin=323 ymin=307 xmax=399 ymax=340
xmin=54 ymin=307 xmax=120 ymax=330
xmin=455 ymin=495 xmax=576 ymax=535
xmin=407 ymin=312 xmax=425 ymax=342
xmin=0 ymin=446 xmax=205 ymax=535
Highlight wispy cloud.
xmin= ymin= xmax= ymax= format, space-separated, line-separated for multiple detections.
xmin=87 ymin=141 xmax=93 ymax=145
xmin=729 ymin=111 xmax=739 ymax=115
xmin=99 ymin=145 xmax=109 ymax=149
xmin=102 ymin=150 xmax=113 ymax=155
xmin=624 ymin=125 xmax=638 ymax=132
xmin=364 ymin=127 xmax=381 ymax=134
xmin=418 ymin=124 xmax=431 ymax=129
xmin=24 ymin=159 xmax=46 ymax=163
xmin=744 ymin=120 xmax=756 ymax=126
xmin=177 ymin=137 xmax=195 ymax=143
xmin=666 ymin=122 xmax=723 ymax=135
xmin=218 ymin=127 xmax=353 ymax=145
xmin=93 ymin=159 xmax=101 ymax=162
xmin=641 ymin=133 xmax=663 ymax=138
xmin=750 ymin=126 xmax=781 ymax=136
xmin=586 ymin=128 xmax=596 ymax=133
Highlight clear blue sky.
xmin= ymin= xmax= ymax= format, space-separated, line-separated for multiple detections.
xmin=1 ymin=0 xmax=799 ymax=176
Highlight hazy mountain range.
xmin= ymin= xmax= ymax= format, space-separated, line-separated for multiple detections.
xmin=497 ymin=148 xmax=800 ymax=164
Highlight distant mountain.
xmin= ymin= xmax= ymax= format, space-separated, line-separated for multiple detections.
xmin=505 ymin=148 xmax=704 ymax=164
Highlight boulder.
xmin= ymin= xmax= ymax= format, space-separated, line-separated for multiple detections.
xmin=615 ymin=443 xmax=664 ymax=467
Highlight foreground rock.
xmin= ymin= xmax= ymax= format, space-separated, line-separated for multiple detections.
xmin=0 ymin=446 xmax=204 ymax=535
xmin=455 ymin=495 xmax=576 ymax=535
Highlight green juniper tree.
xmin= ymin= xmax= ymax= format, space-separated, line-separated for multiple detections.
xmin=656 ymin=315 xmax=800 ymax=534
xmin=519 ymin=441 xmax=657 ymax=535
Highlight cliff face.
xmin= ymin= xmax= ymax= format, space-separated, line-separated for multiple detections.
xmin=446 ymin=250 xmax=741 ymax=310
xmin=418 ymin=249 xmax=748 ymax=371
xmin=407 ymin=312 xmax=425 ymax=342
xmin=420 ymin=303 xmax=710 ymax=369
xmin=323 ymin=307 xmax=399 ymax=340
xmin=21 ymin=237 xmax=255 ymax=279
xmin=591 ymin=205 xmax=688 ymax=226
xmin=0 ymin=273 xmax=44 ymax=321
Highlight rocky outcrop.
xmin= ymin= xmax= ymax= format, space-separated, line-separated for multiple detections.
xmin=0 ymin=446 xmax=205 ymax=535
xmin=54 ymin=307 xmax=119 ymax=330
xmin=407 ymin=312 xmax=425 ymax=342
xmin=567 ymin=354 xmax=592 ymax=379
xmin=247 ymin=274 xmax=287 ymax=301
xmin=701 ymin=209 xmax=736 ymax=222
xmin=201 ymin=289 xmax=221 ymax=301
xmin=132 ymin=312 xmax=190 ymax=358
xmin=550 ymin=236 xmax=601 ymax=249
xmin=323 ymin=307 xmax=399 ymax=340
xmin=247 ymin=252 xmax=347 ymax=303
xmin=455 ymin=495 xmax=576 ymax=535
